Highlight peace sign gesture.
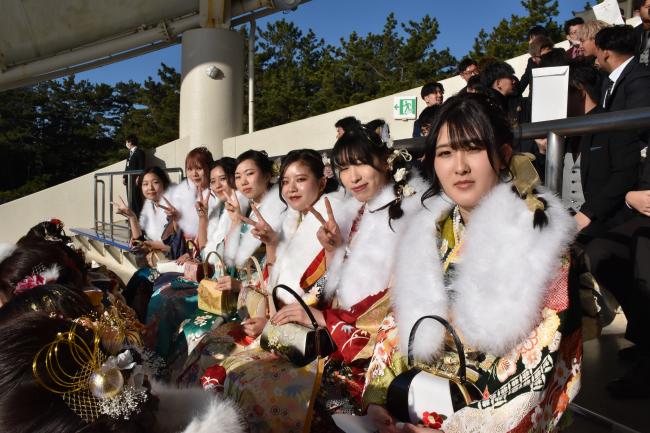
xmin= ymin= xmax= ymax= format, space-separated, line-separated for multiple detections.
xmin=112 ymin=196 xmax=136 ymax=219
xmin=195 ymin=188 xmax=210 ymax=219
xmin=156 ymin=196 xmax=180 ymax=221
xmin=308 ymin=197 xmax=342 ymax=252
xmin=224 ymin=190 xmax=243 ymax=224
xmin=239 ymin=203 xmax=279 ymax=247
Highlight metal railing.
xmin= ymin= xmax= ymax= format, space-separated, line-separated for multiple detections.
xmin=94 ymin=168 xmax=184 ymax=242
xmin=393 ymin=107 xmax=650 ymax=194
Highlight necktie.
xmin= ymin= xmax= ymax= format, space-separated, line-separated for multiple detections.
xmin=603 ymin=79 xmax=614 ymax=108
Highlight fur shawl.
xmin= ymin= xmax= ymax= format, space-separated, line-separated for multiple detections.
xmin=203 ymin=191 xmax=249 ymax=256
xmin=152 ymin=382 xmax=243 ymax=433
xmin=270 ymin=192 xmax=345 ymax=304
xmin=324 ymin=174 xmax=431 ymax=310
xmin=392 ymin=183 xmax=576 ymax=361
xmin=139 ymin=198 xmax=170 ymax=242
xmin=223 ymin=184 xmax=286 ymax=268
xmin=167 ymin=181 xmax=217 ymax=239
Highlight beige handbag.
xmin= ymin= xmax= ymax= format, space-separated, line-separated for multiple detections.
xmin=260 ymin=284 xmax=335 ymax=367
xmin=197 ymin=251 xmax=238 ymax=317
xmin=236 ymin=256 xmax=270 ymax=319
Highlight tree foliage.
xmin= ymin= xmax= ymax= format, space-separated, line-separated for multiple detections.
xmin=471 ymin=0 xmax=562 ymax=60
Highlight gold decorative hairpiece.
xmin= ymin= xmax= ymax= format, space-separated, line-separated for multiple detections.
xmin=32 ymin=322 xmax=148 ymax=422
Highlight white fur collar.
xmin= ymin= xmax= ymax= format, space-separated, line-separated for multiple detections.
xmin=151 ymin=382 xmax=243 ymax=433
xmin=0 ymin=243 xmax=17 ymax=265
xmin=203 ymin=191 xmax=249 ymax=256
xmin=393 ymin=183 xmax=576 ymax=361
xmin=270 ymin=192 xmax=345 ymax=304
xmin=167 ymin=181 xmax=215 ymax=238
xmin=324 ymin=174 xmax=431 ymax=310
xmin=223 ymin=184 xmax=286 ymax=267
xmin=139 ymin=199 xmax=169 ymax=242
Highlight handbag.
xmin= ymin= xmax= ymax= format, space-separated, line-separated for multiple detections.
xmin=236 ymin=256 xmax=270 ymax=319
xmin=260 ymin=284 xmax=335 ymax=367
xmin=182 ymin=240 xmax=204 ymax=282
xmin=197 ymin=251 xmax=238 ymax=316
xmin=386 ymin=315 xmax=482 ymax=428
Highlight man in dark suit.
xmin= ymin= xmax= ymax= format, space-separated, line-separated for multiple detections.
xmin=585 ymin=156 xmax=650 ymax=399
xmin=569 ymin=59 xmax=641 ymax=239
xmin=123 ymin=135 xmax=145 ymax=216
xmin=635 ymin=0 xmax=650 ymax=67
xmin=582 ymin=25 xmax=650 ymax=399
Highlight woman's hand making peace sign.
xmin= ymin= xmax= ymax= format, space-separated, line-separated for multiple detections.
xmin=307 ymin=197 xmax=342 ymax=252
xmin=224 ymin=190 xmax=243 ymax=224
xmin=195 ymin=188 xmax=210 ymax=220
xmin=239 ymin=203 xmax=279 ymax=248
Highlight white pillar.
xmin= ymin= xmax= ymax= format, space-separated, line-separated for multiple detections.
xmin=180 ymin=28 xmax=244 ymax=158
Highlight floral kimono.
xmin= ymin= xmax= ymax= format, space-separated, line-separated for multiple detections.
xmin=309 ymin=175 xmax=430 ymax=430
xmin=208 ymin=192 xmax=346 ymax=433
xmin=171 ymin=185 xmax=285 ymax=385
xmin=363 ymin=182 xmax=582 ymax=433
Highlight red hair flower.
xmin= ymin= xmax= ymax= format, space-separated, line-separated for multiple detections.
xmin=422 ymin=411 xmax=446 ymax=430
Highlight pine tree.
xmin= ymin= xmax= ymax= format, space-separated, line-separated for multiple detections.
xmin=471 ymin=0 xmax=562 ymax=60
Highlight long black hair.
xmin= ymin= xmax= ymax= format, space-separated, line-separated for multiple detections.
xmin=331 ymin=126 xmax=411 ymax=224
xmin=278 ymin=149 xmax=338 ymax=206
xmin=421 ymin=93 xmax=513 ymax=203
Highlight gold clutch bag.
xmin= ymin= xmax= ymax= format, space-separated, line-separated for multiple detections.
xmin=236 ymin=256 xmax=270 ymax=319
xmin=197 ymin=251 xmax=238 ymax=317
xmin=260 ymin=284 xmax=335 ymax=367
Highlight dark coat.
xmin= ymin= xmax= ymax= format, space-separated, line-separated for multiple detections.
xmin=579 ymin=106 xmax=639 ymax=228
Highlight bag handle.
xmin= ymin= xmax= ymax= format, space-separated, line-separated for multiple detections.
xmin=244 ymin=256 xmax=268 ymax=295
xmin=203 ymin=250 xmax=226 ymax=279
xmin=407 ymin=315 xmax=468 ymax=384
xmin=272 ymin=284 xmax=320 ymax=330
xmin=186 ymin=239 xmax=200 ymax=259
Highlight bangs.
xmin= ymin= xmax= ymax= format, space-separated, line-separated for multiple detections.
xmin=185 ymin=154 xmax=206 ymax=171
xmin=443 ymin=111 xmax=491 ymax=152
xmin=332 ymin=135 xmax=379 ymax=169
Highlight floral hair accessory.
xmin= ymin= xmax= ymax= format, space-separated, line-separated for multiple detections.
xmin=32 ymin=323 xmax=148 ymax=422
xmin=387 ymin=148 xmax=413 ymax=171
xmin=14 ymin=264 xmax=61 ymax=295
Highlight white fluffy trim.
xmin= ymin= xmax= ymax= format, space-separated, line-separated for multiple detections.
xmin=392 ymin=197 xmax=452 ymax=361
xmin=270 ymin=192 xmax=346 ymax=304
xmin=167 ymin=181 xmax=215 ymax=239
xmin=451 ymin=183 xmax=576 ymax=356
xmin=223 ymin=184 xmax=286 ymax=267
xmin=0 ymin=243 xmax=16 ymax=264
xmin=152 ymin=382 xmax=243 ymax=433
xmin=325 ymin=174 xmax=430 ymax=309
xmin=203 ymin=191 xmax=249 ymax=257
xmin=392 ymin=183 xmax=576 ymax=361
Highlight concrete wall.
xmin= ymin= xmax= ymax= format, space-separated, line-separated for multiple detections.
xmin=0 ymin=136 xmax=189 ymax=243
xmin=0 ymin=41 xmax=570 ymax=243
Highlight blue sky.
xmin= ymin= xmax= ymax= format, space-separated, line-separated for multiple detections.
xmin=76 ymin=0 xmax=589 ymax=85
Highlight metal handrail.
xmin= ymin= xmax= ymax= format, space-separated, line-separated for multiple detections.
xmin=93 ymin=167 xmax=184 ymax=242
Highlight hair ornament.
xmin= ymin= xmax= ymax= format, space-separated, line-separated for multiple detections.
xmin=400 ymin=184 xmax=416 ymax=197
xmin=14 ymin=263 xmax=61 ymax=295
xmin=387 ymin=148 xmax=412 ymax=171
xmin=271 ymin=157 xmax=282 ymax=183
xmin=32 ymin=323 xmax=148 ymax=422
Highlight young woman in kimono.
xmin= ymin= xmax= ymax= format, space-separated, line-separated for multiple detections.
xmin=173 ymin=150 xmax=286 ymax=384
xmin=263 ymin=127 xmax=429 ymax=431
xmin=115 ymin=166 xmax=174 ymax=249
xmin=198 ymin=149 xmax=342 ymax=432
xmin=140 ymin=147 xmax=218 ymax=367
xmin=363 ymin=93 xmax=582 ymax=433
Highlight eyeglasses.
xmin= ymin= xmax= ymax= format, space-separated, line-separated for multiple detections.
xmin=460 ymin=67 xmax=479 ymax=78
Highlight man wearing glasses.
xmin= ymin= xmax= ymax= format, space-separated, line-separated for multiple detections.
xmin=565 ymin=17 xmax=585 ymax=59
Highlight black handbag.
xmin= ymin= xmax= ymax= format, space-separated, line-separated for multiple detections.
xmin=260 ymin=284 xmax=336 ymax=367
xmin=386 ymin=315 xmax=482 ymax=427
